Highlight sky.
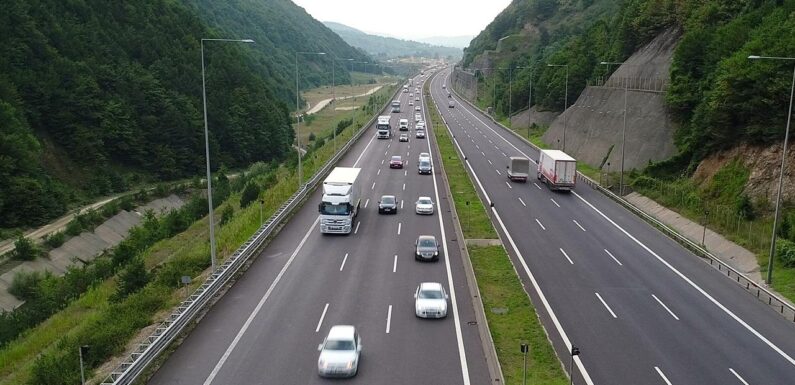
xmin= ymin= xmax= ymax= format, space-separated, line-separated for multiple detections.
xmin=291 ymin=0 xmax=512 ymax=40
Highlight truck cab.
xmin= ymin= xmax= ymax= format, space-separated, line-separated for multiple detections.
xmin=376 ymin=116 xmax=392 ymax=139
xmin=319 ymin=168 xmax=362 ymax=234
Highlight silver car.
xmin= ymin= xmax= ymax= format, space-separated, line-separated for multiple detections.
xmin=415 ymin=196 xmax=434 ymax=214
xmin=317 ymin=325 xmax=362 ymax=378
xmin=415 ymin=235 xmax=439 ymax=261
xmin=415 ymin=282 xmax=448 ymax=318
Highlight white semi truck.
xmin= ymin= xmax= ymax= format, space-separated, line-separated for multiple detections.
xmin=319 ymin=167 xmax=362 ymax=234
xmin=376 ymin=115 xmax=392 ymax=139
xmin=537 ymin=149 xmax=576 ymax=191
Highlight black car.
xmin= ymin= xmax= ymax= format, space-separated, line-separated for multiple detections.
xmin=378 ymin=195 xmax=397 ymax=214
xmin=415 ymin=235 xmax=439 ymax=261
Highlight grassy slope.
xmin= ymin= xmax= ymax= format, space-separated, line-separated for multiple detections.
xmin=425 ymin=80 xmax=567 ymax=384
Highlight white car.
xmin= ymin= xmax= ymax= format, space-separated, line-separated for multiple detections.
xmin=317 ymin=325 xmax=362 ymax=378
xmin=415 ymin=130 xmax=426 ymax=139
xmin=414 ymin=282 xmax=448 ymax=318
xmin=415 ymin=106 xmax=421 ymax=111
xmin=418 ymin=152 xmax=430 ymax=162
xmin=414 ymin=113 xmax=422 ymax=122
xmin=409 ymin=101 xmax=414 ymax=106
xmin=415 ymin=196 xmax=435 ymax=214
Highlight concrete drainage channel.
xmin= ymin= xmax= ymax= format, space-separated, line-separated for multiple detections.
xmin=99 ymin=83 xmax=404 ymax=385
xmin=448 ymin=76 xmax=795 ymax=323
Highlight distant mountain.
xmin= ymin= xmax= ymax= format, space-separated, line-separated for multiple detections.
xmin=324 ymin=21 xmax=461 ymax=59
xmin=417 ymin=35 xmax=474 ymax=49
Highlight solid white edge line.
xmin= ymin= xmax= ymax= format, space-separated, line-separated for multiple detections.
xmin=595 ymin=292 xmax=618 ymax=319
xmin=559 ymin=248 xmax=575 ymax=265
xmin=655 ymin=366 xmax=673 ymax=385
xmin=729 ymin=368 xmax=750 ymax=385
xmin=393 ymin=254 xmax=398 ymax=273
xmin=386 ymin=305 xmax=392 ymax=334
xmin=425 ymin=73 xmax=471 ymax=385
xmin=604 ymin=249 xmax=623 ymax=266
xmin=315 ymin=303 xmax=329 ymax=332
xmin=550 ymin=198 xmax=561 ymax=208
xmin=651 ymin=294 xmax=680 ymax=321
xmin=573 ymin=191 xmax=795 ymax=367
xmin=203 ymin=217 xmax=320 ymax=385
xmin=573 ymin=219 xmax=586 ymax=232
xmin=439 ymin=71 xmax=592 ymax=385
xmin=339 ymin=253 xmax=349 ymax=271
xmin=518 ymin=197 xmax=526 ymax=207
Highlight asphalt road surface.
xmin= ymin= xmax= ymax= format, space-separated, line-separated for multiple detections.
xmin=431 ymin=68 xmax=795 ymax=385
xmin=148 ymin=74 xmax=491 ymax=385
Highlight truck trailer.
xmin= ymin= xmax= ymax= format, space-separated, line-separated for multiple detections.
xmin=537 ymin=149 xmax=576 ymax=191
xmin=319 ymin=167 xmax=362 ymax=234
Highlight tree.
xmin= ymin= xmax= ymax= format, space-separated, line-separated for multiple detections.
xmin=240 ymin=182 xmax=260 ymax=208
xmin=13 ymin=236 xmax=39 ymax=261
xmin=113 ymin=257 xmax=150 ymax=301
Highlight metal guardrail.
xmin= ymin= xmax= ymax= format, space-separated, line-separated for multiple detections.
xmin=449 ymin=75 xmax=795 ymax=323
xmin=100 ymin=82 xmax=404 ymax=385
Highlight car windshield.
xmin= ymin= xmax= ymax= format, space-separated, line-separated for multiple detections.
xmin=324 ymin=339 xmax=355 ymax=351
xmin=381 ymin=196 xmax=395 ymax=204
xmin=418 ymin=239 xmax=436 ymax=248
xmin=420 ymin=161 xmax=430 ymax=168
xmin=418 ymin=198 xmax=432 ymax=205
xmin=320 ymin=202 xmax=351 ymax=216
xmin=419 ymin=289 xmax=443 ymax=299
xmin=391 ymin=156 xmax=401 ymax=162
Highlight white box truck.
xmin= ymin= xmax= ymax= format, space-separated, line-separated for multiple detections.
xmin=537 ymin=149 xmax=576 ymax=191
xmin=507 ymin=156 xmax=530 ymax=182
xmin=391 ymin=100 xmax=401 ymax=113
xmin=319 ymin=167 xmax=361 ymax=234
xmin=376 ymin=115 xmax=392 ymax=139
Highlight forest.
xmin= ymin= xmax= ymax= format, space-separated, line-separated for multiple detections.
xmin=462 ymin=0 xmax=795 ymax=172
xmin=0 ymin=0 xmax=369 ymax=230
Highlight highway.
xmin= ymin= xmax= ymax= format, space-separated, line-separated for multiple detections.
xmin=148 ymin=74 xmax=492 ymax=384
xmin=431 ymin=68 xmax=795 ymax=384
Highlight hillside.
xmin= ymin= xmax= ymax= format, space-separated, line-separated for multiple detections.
xmin=324 ymin=21 xmax=462 ymax=59
xmin=0 ymin=0 xmax=368 ymax=231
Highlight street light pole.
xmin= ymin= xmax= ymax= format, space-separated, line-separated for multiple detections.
xmin=295 ymin=51 xmax=327 ymax=189
xmin=548 ymin=64 xmax=569 ymax=151
xmin=748 ymin=55 xmax=795 ymax=285
xmin=600 ymin=61 xmax=630 ymax=196
xmin=201 ymin=37 xmax=254 ymax=272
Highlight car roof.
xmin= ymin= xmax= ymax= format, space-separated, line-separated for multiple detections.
xmin=418 ymin=235 xmax=436 ymax=242
xmin=381 ymin=194 xmax=395 ymax=199
xmin=327 ymin=325 xmax=355 ymax=340
xmin=391 ymin=155 xmax=402 ymax=160
xmin=418 ymin=196 xmax=432 ymax=201
xmin=419 ymin=282 xmax=443 ymax=291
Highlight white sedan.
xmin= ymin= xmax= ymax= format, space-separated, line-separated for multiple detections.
xmin=414 ymin=282 xmax=448 ymax=318
xmin=415 ymin=106 xmax=421 ymax=111
xmin=415 ymin=196 xmax=435 ymax=215
xmin=317 ymin=325 xmax=362 ymax=377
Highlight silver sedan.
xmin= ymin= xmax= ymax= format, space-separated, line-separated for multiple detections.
xmin=414 ymin=282 xmax=448 ymax=318
xmin=415 ymin=196 xmax=435 ymax=215
xmin=317 ymin=325 xmax=362 ymax=378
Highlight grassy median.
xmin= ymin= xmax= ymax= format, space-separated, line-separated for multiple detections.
xmin=425 ymin=81 xmax=567 ymax=384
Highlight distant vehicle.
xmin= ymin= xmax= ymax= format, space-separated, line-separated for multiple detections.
xmin=415 ymin=130 xmax=425 ymax=139
xmin=418 ymin=159 xmax=432 ymax=175
xmin=319 ymin=167 xmax=361 ymax=234
xmin=537 ymin=149 xmax=576 ymax=191
xmin=378 ymin=195 xmax=397 ymax=214
xmin=448 ymin=100 xmax=455 ymax=108
xmin=317 ymin=325 xmax=361 ymax=378
xmin=507 ymin=156 xmax=530 ymax=182
xmin=409 ymin=93 xmax=414 ymax=98
xmin=448 ymin=92 xmax=452 ymax=98
xmin=376 ymin=115 xmax=392 ymax=139
xmin=415 ymin=196 xmax=435 ymax=215
xmin=415 ymin=235 xmax=439 ymax=261
xmin=399 ymin=118 xmax=409 ymax=131
xmin=391 ymin=100 xmax=401 ymax=113
xmin=416 ymin=121 xmax=425 ymax=130
xmin=415 ymin=96 xmax=420 ymax=101
xmin=415 ymin=105 xmax=421 ymax=111
xmin=403 ymin=85 xmax=408 ymax=93
xmin=399 ymin=133 xmax=409 ymax=142
xmin=418 ymin=152 xmax=430 ymax=162
xmin=414 ymin=282 xmax=448 ymax=318
xmin=414 ymin=113 xmax=422 ymax=122
xmin=390 ymin=155 xmax=404 ymax=168
xmin=442 ymin=84 xmax=446 ymax=89
xmin=409 ymin=101 xmax=414 ymax=106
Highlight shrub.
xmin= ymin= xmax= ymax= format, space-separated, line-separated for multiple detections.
xmin=220 ymin=205 xmax=234 ymax=226
xmin=43 ymin=231 xmax=65 ymax=248
xmin=777 ymin=239 xmax=795 ymax=268
xmin=112 ymin=257 xmax=150 ymax=302
xmin=65 ymin=217 xmax=83 ymax=236
xmin=9 ymin=270 xmax=44 ymax=300
xmin=240 ymin=182 xmax=260 ymax=208
xmin=735 ymin=194 xmax=755 ymax=220
xmin=308 ymin=132 xmax=316 ymax=141
xmin=13 ymin=236 xmax=39 ymax=261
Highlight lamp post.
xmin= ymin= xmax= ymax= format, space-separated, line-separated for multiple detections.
xmin=600 ymin=61 xmax=630 ymax=196
xmin=201 ymin=37 xmax=254 ymax=272
xmin=548 ymin=63 xmax=569 ymax=151
xmin=748 ymin=55 xmax=795 ymax=285
xmin=295 ymin=51 xmax=327 ymax=189
xmin=332 ymin=57 xmax=355 ymax=151
xmin=520 ymin=343 xmax=530 ymax=385
xmin=79 ymin=345 xmax=89 ymax=385
xmin=570 ymin=345 xmax=580 ymax=385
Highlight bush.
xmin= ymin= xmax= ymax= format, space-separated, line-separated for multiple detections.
xmin=43 ymin=231 xmax=65 ymax=248
xmin=13 ymin=236 xmax=39 ymax=261
xmin=112 ymin=257 xmax=150 ymax=302
xmin=240 ymin=182 xmax=260 ymax=208
xmin=65 ymin=217 xmax=83 ymax=236
xmin=777 ymin=239 xmax=795 ymax=268
xmin=336 ymin=118 xmax=353 ymax=134
xmin=8 ymin=270 xmax=44 ymax=300
xmin=220 ymin=205 xmax=234 ymax=226
xmin=308 ymin=132 xmax=316 ymax=141
xmin=735 ymin=194 xmax=755 ymax=220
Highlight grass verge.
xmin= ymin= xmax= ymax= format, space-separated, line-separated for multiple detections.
xmin=425 ymin=80 xmax=568 ymax=384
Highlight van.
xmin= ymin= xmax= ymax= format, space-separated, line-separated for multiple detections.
xmin=399 ymin=119 xmax=409 ymax=131
xmin=448 ymin=100 xmax=455 ymax=108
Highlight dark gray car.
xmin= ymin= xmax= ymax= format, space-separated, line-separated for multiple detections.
xmin=378 ymin=195 xmax=397 ymax=214
xmin=415 ymin=235 xmax=439 ymax=261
